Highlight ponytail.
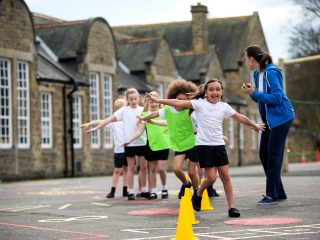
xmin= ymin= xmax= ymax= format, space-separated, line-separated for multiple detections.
xmin=245 ymin=45 xmax=273 ymax=71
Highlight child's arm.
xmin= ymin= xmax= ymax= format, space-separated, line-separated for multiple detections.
xmin=145 ymin=93 xmax=192 ymax=109
xmin=223 ymin=136 xmax=230 ymax=145
xmin=122 ymin=123 xmax=146 ymax=146
xmin=139 ymin=111 xmax=160 ymax=121
xmin=81 ymin=115 xmax=117 ymax=133
xmin=231 ymin=113 xmax=265 ymax=132
xmin=148 ymin=119 xmax=168 ymax=126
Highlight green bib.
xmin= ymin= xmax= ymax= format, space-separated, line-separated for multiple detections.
xmin=163 ymin=106 xmax=195 ymax=152
xmin=143 ymin=112 xmax=170 ymax=151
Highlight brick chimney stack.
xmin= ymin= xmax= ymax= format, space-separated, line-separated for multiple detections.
xmin=191 ymin=2 xmax=208 ymax=52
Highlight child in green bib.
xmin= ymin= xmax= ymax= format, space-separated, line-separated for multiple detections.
xmin=141 ymin=80 xmax=200 ymax=199
xmin=124 ymin=91 xmax=170 ymax=200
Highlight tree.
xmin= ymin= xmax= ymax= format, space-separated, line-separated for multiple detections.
xmin=289 ymin=0 xmax=320 ymax=58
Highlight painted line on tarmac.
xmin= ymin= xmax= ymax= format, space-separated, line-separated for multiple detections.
xmin=91 ymin=202 xmax=111 ymax=207
xmin=0 ymin=222 xmax=108 ymax=239
xmin=122 ymin=226 xmax=210 ymax=234
xmin=58 ymin=204 xmax=72 ymax=210
xmin=39 ymin=216 xmax=108 ymax=223
xmin=0 ymin=205 xmax=51 ymax=212
xmin=225 ymin=218 xmax=303 ymax=225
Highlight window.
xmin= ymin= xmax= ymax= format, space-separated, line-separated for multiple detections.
xmin=89 ymin=72 xmax=100 ymax=148
xmin=157 ymin=82 xmax=165 ymax=98
xmin=103 ymin=73 xmax=112 ymax=148
xmin=73 ymin=96 xmax=82 ymax=149
xmin=228 ymin=118 xmax=234 ymax=149
xmin=40 ymin=93 xmax=52 ymax=148
xmin=17 ymin=61 xmax=30 ymax=148
xmin=239 ymin=123 xmax=244 ymax=150
xmin=0 ymin=59 xmax=12 ymax=148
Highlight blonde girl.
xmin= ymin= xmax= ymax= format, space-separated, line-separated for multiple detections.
xmin=81 ymin=88 xmax=148 ymax=201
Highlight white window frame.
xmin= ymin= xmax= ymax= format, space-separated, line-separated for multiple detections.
xmin=40 ymin=92 xmax=52 ymax=149
xmin=157 ymin=82 xmax=165 ymax=98
xmin=103 ymin=73 xmax=113 ymax=149
xmin=0 ymin=58 xmax=12 ymax=149
xmin=89 ymin=72 xmax=100 ymax=148
xmin=72 ymin=95 xmax=82 ymax=149
xmin=228 ymin=118 xmax=234 ymax=149
xmin=239 ymin=123 xmax=244 ymax=150
xmin=17 ymin=60 xmax=30 ymax=149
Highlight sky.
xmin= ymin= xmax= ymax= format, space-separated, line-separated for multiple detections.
xmin=24 ymin=0 xmax=302 ymax=62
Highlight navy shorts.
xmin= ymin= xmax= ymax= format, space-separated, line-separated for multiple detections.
xmin=174 ymin=146 xmax=198 ymax=162
xmin=114 ymin=153 xmax=128 ymax=168
xmin=124 ymin=146 xmax=146 ymax=157
xmin=197 ymin=145 xmax=229 ymax=168
xmin=145 ymin=141 xmax=169 ymax=161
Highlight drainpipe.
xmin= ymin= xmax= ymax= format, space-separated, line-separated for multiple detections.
xmin=67 ymin=78 xmax=78 ymax=177
xmin=62 ymin=85 xmax=68 ymax=177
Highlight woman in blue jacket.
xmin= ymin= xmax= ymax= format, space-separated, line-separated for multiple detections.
xmin=242 ymin=45 xmax=295 ymax=204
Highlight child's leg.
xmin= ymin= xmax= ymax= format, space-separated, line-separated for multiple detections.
xmin=126 ymin=157 xmax=135 ymax=192
xmin=138 ymin=156 xmax=148 ymax=192
xmin=122 ymin=165 xmax=128 ymax=186
xmin=111 ymin=167 xmax=122 ymax=187
xmin=187 ymin=160 xmax=199 ymax=190
xmin=172 ymin=154 xmax=188 ymax=184
xmin=217 ymin=165 xmax=234 ymax=208
xmin=198 ymin=167 xmax=217 ymax=196
xmin=148 ymin=161 xmax=157 ymax=192
xmin=157 ymin=160 xmax=167 ymax=187
xmin=197 ymin=164 xmax=204 ymax=180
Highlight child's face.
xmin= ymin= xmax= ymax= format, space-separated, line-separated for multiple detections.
xmin=206 ymin=82 xmax=223 ymax=104
xmin=176 ymin=93 xmax=188 ymax=111
xmin=127 ymin=93 xmax=139 ymax=108
xmin=149 ymin=100 xmax=160 ymax=111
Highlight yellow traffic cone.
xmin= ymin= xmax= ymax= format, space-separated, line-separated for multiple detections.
xmin=184 ymin=187 xmax=199 ymax=225
xmin=200 ymin=179 xmax=214 ymax=211
xmin=171 ymin=196 xmax=199 ymax=240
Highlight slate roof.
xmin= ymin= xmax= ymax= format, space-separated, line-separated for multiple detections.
xmin=116 ymin=37 xmax=160 ymax=72
xmin=114 ymin=15 xmax=254 ymax=71
xmin=36 ymin=36 xmax=87 ymax=85
xmin=35 ymin=20 xmax=88 ymax=59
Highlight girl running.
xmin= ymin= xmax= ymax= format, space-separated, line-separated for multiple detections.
xmin=141 ymin=80 xmax=200 ymax=199
xmin=145 ymin=79 xmax=265 ymax=217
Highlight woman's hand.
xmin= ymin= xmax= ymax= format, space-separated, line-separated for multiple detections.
xmin=242 ymin=83 xmax=254 ymax=96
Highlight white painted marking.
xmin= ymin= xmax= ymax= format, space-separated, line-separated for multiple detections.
xmin=10 ymin=205 xmax=51 ymax=212
xmin=38 ymin=215 xmax=108 ymax=223
xmin=58 ymin=204 xmax=71 ymax=210
xmin=91 ymin=202 xmax=110 ymax=207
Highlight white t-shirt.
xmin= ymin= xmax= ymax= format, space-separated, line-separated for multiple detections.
xmin=114 ymin=106 xmax=147 ymax=147
xmin=258 ymin=72 xmax=264 ymax=92
xmin=108 ymin=121 xmax=125 ymax=153
xmin=190 ymin=99 xmax=236 ymax=146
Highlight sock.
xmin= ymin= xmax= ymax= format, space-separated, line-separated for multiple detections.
xmin=151 ymin=188 xmax=157 ymax=194
xmin=128 ymin=188 xmax=135 ymax=194
xmin=162 ymin=185 xmax=167 ymax=190
xmin=141 ymin=186 xmax=148 ymax=193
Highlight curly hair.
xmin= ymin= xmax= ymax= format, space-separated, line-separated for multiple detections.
xmin=166 ymin=79 xmax=198 ymax=99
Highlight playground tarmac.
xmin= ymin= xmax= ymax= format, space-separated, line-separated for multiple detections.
xmin=0 ymin=162 xmax=319 ymax=240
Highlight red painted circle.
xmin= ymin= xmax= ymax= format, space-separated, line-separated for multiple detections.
xmin=225 ymin=218 xmax=303 ymax=225
xmin=128 ymin=208 xmax=179 ymax=215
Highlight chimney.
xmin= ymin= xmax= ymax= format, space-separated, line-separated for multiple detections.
xmin=191 ymin=3 xmax=208 ymax=52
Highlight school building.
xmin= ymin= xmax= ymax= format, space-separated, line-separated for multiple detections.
xmin=0 ymin=0 xmax=274 ymax=180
